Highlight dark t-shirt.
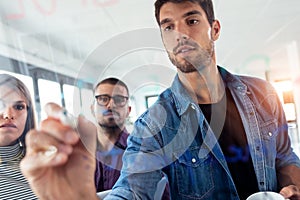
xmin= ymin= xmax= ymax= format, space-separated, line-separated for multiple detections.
xmin=199 ymin=88 xmax=259 ymax=199
xmin=94 ymin=130 xmax=129 ymax=192
xmin=94 ymin=129 xmax=170 ymax=199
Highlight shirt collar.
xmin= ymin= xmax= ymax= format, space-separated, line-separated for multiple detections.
xmin=170 ymin=75 xmax=195 ymax=116
xmin=169 ymin=66 xmax=248 ymax=116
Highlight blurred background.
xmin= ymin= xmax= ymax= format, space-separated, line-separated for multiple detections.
xmin=0 ymin=0 xmax=299 ymax=155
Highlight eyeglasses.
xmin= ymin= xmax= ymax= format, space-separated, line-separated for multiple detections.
xmin=95 ymin=94 xmax=129 ymax=107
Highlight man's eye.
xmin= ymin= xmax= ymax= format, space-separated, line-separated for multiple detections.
xmin=114 ymin=97 xmax=122 ymax=103
xmin=187 ymin=19 xmax=199 ymax=25
xmin=164 ymin=26 xmax=171 ymax=31
xmin=163 ymin=25 xmax=173 ymax=32
xmin=100 ymin=97 xmax=109 ymax=102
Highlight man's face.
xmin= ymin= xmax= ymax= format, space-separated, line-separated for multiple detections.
xmin=92 ymin=83 xmax=131 ymax=130
xmin=159 ymin=1 xmax=219 ymax=73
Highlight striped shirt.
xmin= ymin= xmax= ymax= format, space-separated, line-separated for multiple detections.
xmin=0 ymin=143 xmax=37 ymax=200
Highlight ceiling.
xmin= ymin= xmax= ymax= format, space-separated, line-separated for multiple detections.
xmin=0 ymin=0 xmax=300 ymax=90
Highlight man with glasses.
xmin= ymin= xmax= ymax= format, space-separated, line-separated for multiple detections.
xmin=91 ymin=77 xmax=131 ymax=193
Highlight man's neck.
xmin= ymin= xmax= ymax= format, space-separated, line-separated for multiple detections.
xmin=178 ymin=65 xmax=225 ymax=104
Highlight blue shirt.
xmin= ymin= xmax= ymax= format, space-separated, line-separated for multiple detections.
xmin=105 ymin=67 xmax=300 ymax=200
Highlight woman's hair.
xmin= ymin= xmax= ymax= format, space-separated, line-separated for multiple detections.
xmin=0 ymin=74 xmax=36 ymax=147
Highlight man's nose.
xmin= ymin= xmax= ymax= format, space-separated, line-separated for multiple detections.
xmin=106 ymin=98 xmax=115 ymax=108
xmin=174 ymin=25 xmax=189 ymax=42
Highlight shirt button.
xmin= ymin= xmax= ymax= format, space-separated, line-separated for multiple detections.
xmin=192 ymin=158 xmax=197 ymax=163
xmin=268 ymin=132 xmax=273 ymax=136
xmin=259 ymin=182 xmax=265 ymax=186
xmin=191 ymin=105 xmax=196 ymax=110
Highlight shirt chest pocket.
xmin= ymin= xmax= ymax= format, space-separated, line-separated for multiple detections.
xmin=260 ymin=119 xmax=278 ymax=141
xmin=173 ymin=146 xmax=215 ymax=199
xmin=259 ymin=119 xmax=279 ymax=167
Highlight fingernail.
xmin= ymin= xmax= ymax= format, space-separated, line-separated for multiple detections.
xmin=60 ymin=109 xmax=78 ymax=129
xmin=43 ymin=145 xmax=58 ymax=157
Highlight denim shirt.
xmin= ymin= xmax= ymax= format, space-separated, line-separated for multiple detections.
xmin=105 ymin=67 xmax=300 ymax=200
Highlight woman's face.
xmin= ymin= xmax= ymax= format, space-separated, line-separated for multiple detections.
xmin=0 ymin=85 xmax=28 ymax=146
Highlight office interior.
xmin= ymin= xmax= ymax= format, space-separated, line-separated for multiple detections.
xmin=0 ymin=0 xmax=300 ymax=156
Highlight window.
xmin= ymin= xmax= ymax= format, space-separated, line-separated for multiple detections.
xmin=80 ymin=87 xmax=94 ymax=122
xmin=272 ymin=80 xmax=296 ymax=122
xmin=38 ymin=78 xmax=61 ymax=120
xmin=63 ymin=84 xmax=80 ymax=116
xmin=145 ymin=95 xmax=158 ymax=109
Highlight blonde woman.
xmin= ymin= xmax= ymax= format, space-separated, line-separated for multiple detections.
xmin=0 ymin=74 xmax=37 ymax=199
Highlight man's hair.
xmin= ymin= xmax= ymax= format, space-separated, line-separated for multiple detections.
xmin=154 ymin=0 xmax=215 ymax=26
xmin=93 ymin=77 xmax=129 ymax=96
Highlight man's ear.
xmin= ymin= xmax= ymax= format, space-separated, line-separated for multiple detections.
xmin=211 ymin=20 xmax=221 ymax=41
xmin=127 ymin=106 xmax=132 ymax=117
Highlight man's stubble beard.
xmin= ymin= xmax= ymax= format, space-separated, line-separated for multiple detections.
xmin=99 ymin=118 xmax=124 ymax=132
xmin=169 ymin=40 xmax=215 ymax=73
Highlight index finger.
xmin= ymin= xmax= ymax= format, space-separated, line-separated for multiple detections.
xmin=44 ymin=103 xmax=78 ymax=129
xmin=43 ymin=102 xmax=97 ymax=155
xmin=41 ymin=102 xmax=79 ymax=144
